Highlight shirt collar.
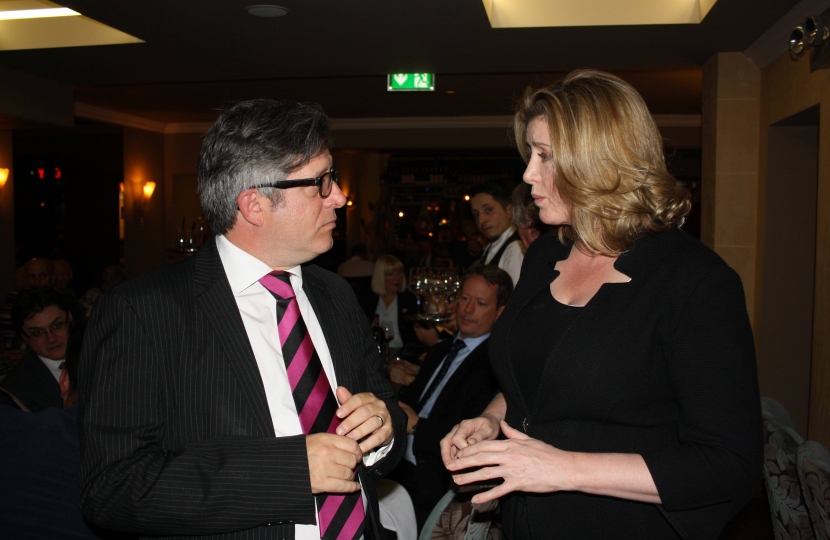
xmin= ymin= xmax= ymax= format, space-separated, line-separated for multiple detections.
xmin=216 ymin=234 xmax=303 ymax=295
xmin=38 ymin=356 xmax=64 ymax=369
xmin=455 ymin=332 xmax=489 ymax=352
xmin=488 ymin=225 xmax=517 ymax=251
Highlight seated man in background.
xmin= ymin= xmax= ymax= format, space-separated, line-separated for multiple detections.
xmin=389 ymin=265 xmax=512 ymax=529
xmin=0 ymin=286 xmax=71 ymax=411
xmin=0 ymin=334 xmax=106 ymax=539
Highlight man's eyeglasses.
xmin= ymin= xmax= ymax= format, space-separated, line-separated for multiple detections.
xmin=24 ymin=319 xmax=68 ymax=340
xmin=250 ymin=166 xmax=339 ymax=198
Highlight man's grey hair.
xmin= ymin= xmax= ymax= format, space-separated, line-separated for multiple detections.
xmin=197 ymin=99 xmax=331 ymax=235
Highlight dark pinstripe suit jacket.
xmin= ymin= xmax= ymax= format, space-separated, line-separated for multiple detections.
xmin=77 ymin=238 xmax=406 ymax=540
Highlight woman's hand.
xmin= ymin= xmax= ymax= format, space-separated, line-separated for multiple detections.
xmin=441 ymin=392 xmax=507 ymax=465
xmin=440 ymin=413 xmax=502 ymax=464
xmin=445 ymin=421 xmax=575 ymax=504
xmin=446 ymin=421 xmax=662 ymax=506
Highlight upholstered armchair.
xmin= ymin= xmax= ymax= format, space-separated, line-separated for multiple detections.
xmin=762 ymin=397 xmax=814 ymax=540
xmin=798 ymin=440 xmax=830 ymax=539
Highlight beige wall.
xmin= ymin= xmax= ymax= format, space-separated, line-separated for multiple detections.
xmin=702 ymin=50 xmax=830 ymax=443
xmin=757 ymin=52 xmax=830 ymax=444
xmin=0 ymin=131 xmax=14 ymax=299
xmin=701 ymin=53 xmax=761 ymax=320
xmin=123 ymin=128 xmax=166 ymax=277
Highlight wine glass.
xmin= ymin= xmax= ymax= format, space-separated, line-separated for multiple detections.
xmin=381 ymin=320 xmax=395 ymax=364
xmin=382 ymin=321 xmax=395 ymax=343
xmin=408 ymin=267 xmax=427 ymax=313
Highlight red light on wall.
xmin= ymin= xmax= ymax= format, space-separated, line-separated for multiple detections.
xmin=37 ymin=168 xmax=45 ymax=179
xmin=54 ymin=167 xmax=62 ymax=179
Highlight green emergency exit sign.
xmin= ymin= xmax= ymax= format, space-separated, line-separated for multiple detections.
xmin=388 ymin=73 xmax=435 ymax=91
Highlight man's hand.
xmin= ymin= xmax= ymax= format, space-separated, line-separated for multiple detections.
xmin=335 ymin=387 xmax=393 ymax=453
xmin=388 ymin=359 xmax=419 ymax=386
xmin=306 ymin=433 xmax=363 ymax=494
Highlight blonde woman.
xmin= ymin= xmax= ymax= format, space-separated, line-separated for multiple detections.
xmin=441 ymin=70 xmax=761 ymax=539
xmin=370 ymin=255 xmax=418 ymax=349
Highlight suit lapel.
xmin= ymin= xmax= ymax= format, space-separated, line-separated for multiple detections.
xmin=430 ymin=339 xmax=487 ymax=413
xmin=194 ymin=239 xmax=275 ymax=437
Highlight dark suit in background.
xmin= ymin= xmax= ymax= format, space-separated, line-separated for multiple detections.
xmin=393 ymin=338 xmax=498 ymax=526
xmin=0 ymin=348 xmax=61 ymax=412
xmin=78 ymin=239 xmax=406 ymax=540
xmin=0 ymin=404 xmax=105 ymax=539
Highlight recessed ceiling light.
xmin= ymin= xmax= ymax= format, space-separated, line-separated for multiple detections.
xmin=0 ymin=7 xmax=80 ymax=21
xmin=246 ymin=5 xmax=289 ymax=18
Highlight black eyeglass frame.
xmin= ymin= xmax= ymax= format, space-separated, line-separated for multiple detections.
xmin=249 ymin=166 xmax=339 ymax=198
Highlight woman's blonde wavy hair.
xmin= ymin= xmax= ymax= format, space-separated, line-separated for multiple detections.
xmin=514 ymin=69 xmax=691 ymax=256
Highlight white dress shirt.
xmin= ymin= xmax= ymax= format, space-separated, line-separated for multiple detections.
xmin=375 ymin=296 xmax=403 ymax=348
xmin=482 ymin=225 xmax=523 ymax=287
xmin=38 ymin=356 xmax=64 ymax=382
xmin=217 ymin=235 xmax=390 ymax=540
xmin=404 ymin=332 xmax=489 ymax=465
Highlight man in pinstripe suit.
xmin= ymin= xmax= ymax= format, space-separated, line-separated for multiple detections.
xmin=78 ymin=100 xmax=407 ymax=540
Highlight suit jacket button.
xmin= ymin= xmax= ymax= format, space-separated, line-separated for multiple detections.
xmin=522 ymin=417 xmax=530 ymax=433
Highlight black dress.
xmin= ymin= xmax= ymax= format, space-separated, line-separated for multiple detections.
xmin=488 ymin=228 xmax=762 ymax=539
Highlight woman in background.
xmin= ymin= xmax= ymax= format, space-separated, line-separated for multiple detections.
xmin=441 ymin=69 xmax=761 ymax=539
xmin=369 ymin=255 xmax=418 ymax=350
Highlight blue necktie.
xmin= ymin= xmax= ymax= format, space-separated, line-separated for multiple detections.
xmin=415 ymin=339 xmax=466 ymax=413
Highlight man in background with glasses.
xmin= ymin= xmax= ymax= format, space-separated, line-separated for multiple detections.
xmin=0 ymin=286 xmax=71 ymax=411
xmin=79 ymin=100 xmax=406 ymax=540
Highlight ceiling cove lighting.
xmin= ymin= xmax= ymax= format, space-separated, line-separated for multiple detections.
xmin=246 ymin=5 xmax=289 ymax=18
xmin=481 ymin=0 xmax=719 ymax=28
xmin=0 ymin=0 xmax=143 ymax=51
xmin=0 ymin=7 xmax=79 ymax=20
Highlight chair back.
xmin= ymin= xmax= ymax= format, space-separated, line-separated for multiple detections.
xmin=798 ymin=441 xmax=830 ymax=539
xmin=419 ymin=487 xmax=500 ymax=540
xmin=762 ymin=397 xmax=813 ymax=539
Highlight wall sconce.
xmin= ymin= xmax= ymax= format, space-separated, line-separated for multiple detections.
xmin=137 ymin=181 xmax=156 ymax=221
xmin=0 ymin=168 xmax=9 ymax=190
xmin=790 ymin=9 xmax=830 ymax=71
xmin=346 ymin=194 xmax=355 ymax=208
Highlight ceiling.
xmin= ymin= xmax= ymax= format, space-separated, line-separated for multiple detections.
xmin=0 ymin=0 xmax=805 ymax=123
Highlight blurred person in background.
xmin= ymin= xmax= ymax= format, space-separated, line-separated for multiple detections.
xmin=511 ymin=182 xmax=551 ymax=251
xmin=469 ymin=181 xmax=523 ymax=286
xmin=53 ymin=259 xmax=76 ymax=297
xmin=0 ymin=265 xmax=28 ymax=353
xmin=0 ymin=286 xmax=72 ymax=412
xmin=369 ymin=255 xmax=418 ymax=350
xmin=0 ymin=330 xmax=108 ymax=539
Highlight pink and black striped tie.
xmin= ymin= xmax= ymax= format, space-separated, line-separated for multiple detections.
xmin=260 ymin=271 xmax=366 ymax=540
